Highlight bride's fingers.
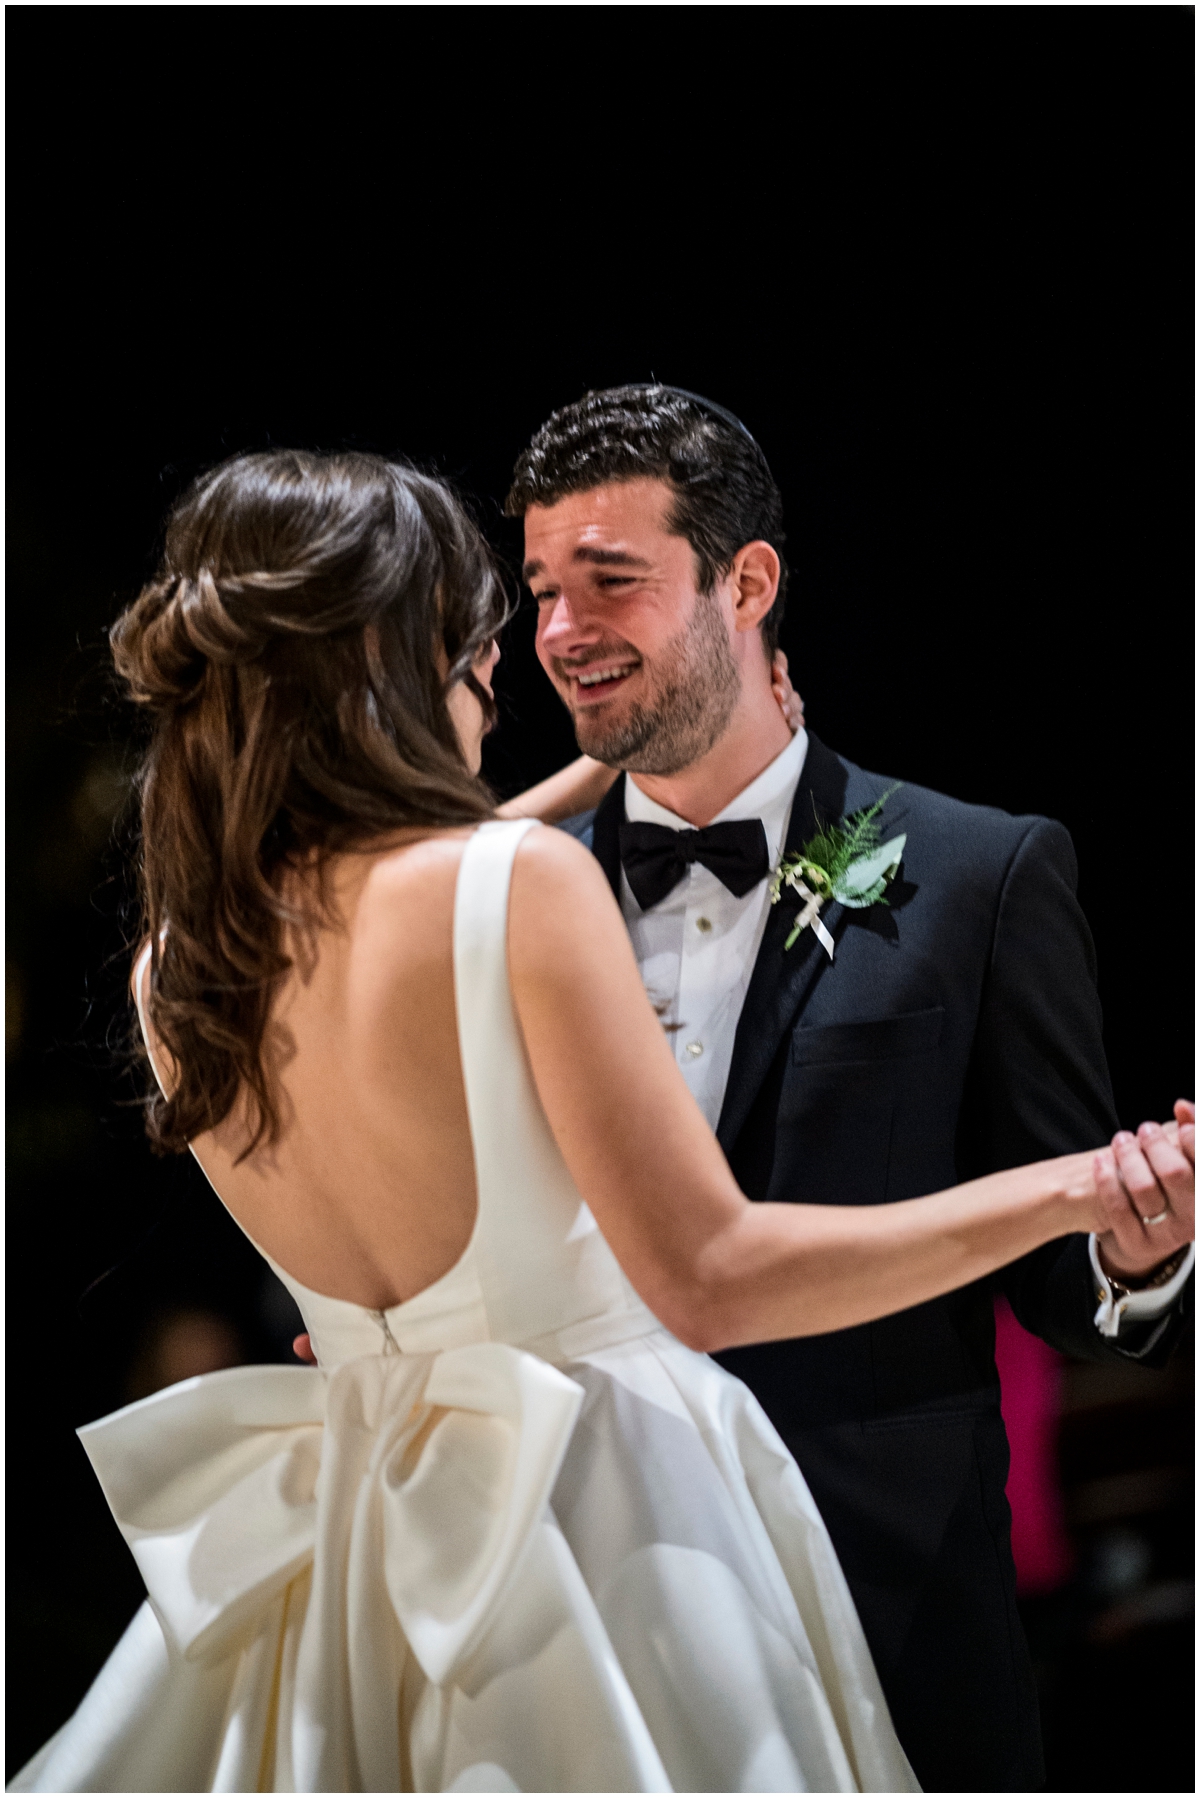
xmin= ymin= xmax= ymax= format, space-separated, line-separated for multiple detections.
xmin=1169 ymin=1118 xmax=1196 ymax=1167
xmin=1160 ymin=1120 xmax=1184 ymax=1156
xmin=771 ymin=650 xmax=805 ymax=733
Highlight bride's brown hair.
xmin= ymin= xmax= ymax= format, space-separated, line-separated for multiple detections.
xmin=112 ymin=449 xmax=510 ymax=1157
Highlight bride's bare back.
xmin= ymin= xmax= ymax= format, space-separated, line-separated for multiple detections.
xmin=172 ymin=832 xmax=480 ymax=1309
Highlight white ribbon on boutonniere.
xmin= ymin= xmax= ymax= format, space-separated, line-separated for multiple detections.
xmin=771 ymin=786 xmax=906 ymax=961
xmin=778 ymin=870 xmax=838 ymax=959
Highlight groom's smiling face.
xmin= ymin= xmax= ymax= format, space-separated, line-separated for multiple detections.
xmin=524 ymin=477 xmax=741 ymax=774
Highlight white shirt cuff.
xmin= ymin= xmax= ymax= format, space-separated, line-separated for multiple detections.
xmin=1089 ymin=1235 xmax=1195 ymax=1339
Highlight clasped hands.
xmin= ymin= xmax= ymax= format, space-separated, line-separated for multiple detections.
xmin=1092 ymin=1100 xmax=1195 ymax=1284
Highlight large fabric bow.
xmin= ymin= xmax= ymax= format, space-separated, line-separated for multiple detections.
xmin=79 ymin=1344 xmax=584 ymax=1786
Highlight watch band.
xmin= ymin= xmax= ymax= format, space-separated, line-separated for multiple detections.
xmin=1103 ymin=1246 xmax=1190 ymax=1299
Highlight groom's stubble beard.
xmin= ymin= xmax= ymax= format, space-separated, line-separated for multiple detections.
xmin=557 ymin=585 xmax=742 ymax=776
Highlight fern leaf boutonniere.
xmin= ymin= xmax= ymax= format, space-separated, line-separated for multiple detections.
xmin=770 ymin=784 xmax=906 ymax=955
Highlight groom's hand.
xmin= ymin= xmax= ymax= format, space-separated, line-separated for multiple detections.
xmin=1095 ymin=1101 xmax=1195 ymax=1280
xmin=293 ymin=1333 xmax=317 ymax=1365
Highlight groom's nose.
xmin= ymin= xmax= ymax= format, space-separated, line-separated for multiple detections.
xmin=536 ymin=592 xmax=600 ymax=657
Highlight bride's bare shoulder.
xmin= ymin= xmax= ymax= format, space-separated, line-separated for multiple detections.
xmin=345 ymin=823 xmax=623 ymax=980
xmin=346 ymin=829 xmax=475 ymax=942
xmin=360 ymin=826 xmax=475 ymax=888
xmin=511 ymin=821 xmax=615 ymax=902
xmin=508 ymin=824 xmax=628 ymax=974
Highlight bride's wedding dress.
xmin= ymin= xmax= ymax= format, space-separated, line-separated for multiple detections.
xmin=13 ymin=821 xmax=918 ymax=1794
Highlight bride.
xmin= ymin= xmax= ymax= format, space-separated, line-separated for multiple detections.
xmin=13 ymin=450 xmax=1191 ymax=1795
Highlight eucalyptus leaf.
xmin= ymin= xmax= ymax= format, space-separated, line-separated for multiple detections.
xmin=837 ymin=877 xmax=887 ymax=910
xmin=833 ymin=832 xmax=907 ymax=900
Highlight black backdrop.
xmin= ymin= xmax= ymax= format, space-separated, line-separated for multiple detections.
xmin=6 ymin=10 xmax=1193 ymax=1780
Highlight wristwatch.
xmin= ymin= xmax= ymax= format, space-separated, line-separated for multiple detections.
xmin=1101 ymin=1246 xmax=1190 ymax=1299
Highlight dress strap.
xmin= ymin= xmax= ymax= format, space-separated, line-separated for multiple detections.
xmin=451 ymin=817 xmax=651 ymax=1350
xmin=453 ymin=820 xmax=540 ymax=1158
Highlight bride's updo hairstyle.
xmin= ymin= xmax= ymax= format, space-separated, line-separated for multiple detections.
xmin=112 ymin=449 xmax=510 ymax=1157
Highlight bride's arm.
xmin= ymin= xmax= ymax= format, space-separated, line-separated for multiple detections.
xmin=508 ymin=828 xmax=1194 ymax=1352
xmin=495 ymin=756 xmax=618 ymax=823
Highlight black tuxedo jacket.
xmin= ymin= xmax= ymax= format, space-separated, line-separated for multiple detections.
xmin=575 ymin=734 xmax=1190 ymax=1792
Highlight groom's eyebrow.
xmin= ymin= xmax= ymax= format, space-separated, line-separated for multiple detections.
xmin=522 ymin=546 xmax=653 ymax=582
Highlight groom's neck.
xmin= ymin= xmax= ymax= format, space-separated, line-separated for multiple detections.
xmin=628 ymin=674 xmax=793 ymax=829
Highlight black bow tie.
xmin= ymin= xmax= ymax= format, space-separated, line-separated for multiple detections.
xmin=618 ymin=819 xmax=771 ymax=911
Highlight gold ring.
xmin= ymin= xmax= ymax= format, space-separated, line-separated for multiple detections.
xmin=1142 ymin=1208 xmax=1170 ymax=1227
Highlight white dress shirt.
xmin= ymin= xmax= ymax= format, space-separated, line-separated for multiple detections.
xmin=619 ymin=728 xmax=1188 ymax=1332
xmin=621 ymin=729 xmax=808 ymax=1134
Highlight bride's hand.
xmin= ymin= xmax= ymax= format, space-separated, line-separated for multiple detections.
xmin=771 ymin=651 xmax=804 ymax=734
xmin=1093 ymin=1101 xmax=1195 ymax=1279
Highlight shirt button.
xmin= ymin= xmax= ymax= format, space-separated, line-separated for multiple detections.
xmin=696 ymin=916 xmax=713 ymax=933
xmin=685 ymin=1041 xmax=704 ymax=1058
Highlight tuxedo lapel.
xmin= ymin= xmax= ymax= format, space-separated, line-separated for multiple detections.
xmin=716 ymin=734 xmax=849 ymax=1159
xmin=590 ymin=773 xmax=626 ymax=901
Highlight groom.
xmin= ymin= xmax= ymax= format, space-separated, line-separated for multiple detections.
xmin=505 ymin=385 xmax=1194 ymax=1792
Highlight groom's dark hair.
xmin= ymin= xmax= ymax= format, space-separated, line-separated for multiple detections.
xmin=505 ymin=384 xmax=788 ymax=655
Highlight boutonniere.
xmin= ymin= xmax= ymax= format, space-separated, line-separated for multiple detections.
xmin=770 ymin=784 xmax=906 ymax=958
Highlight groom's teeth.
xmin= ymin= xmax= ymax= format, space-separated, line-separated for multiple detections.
xmin=577 ymin=667 xmax=633 ymax=687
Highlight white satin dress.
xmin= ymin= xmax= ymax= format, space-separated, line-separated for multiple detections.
xmin=12 ymin=820 xmax=918 ymax=1794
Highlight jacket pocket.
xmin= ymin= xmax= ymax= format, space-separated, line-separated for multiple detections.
xmin=791 ymin=1005 xmax=945 ymax=1067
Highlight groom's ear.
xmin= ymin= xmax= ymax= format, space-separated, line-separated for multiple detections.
xmin=728 ymin=541 xmax=781 ymax=635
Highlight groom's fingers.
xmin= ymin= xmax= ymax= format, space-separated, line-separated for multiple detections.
xmin=1094 ymin=1150 xmax=1155 ymax=1261
xmin=1090 ymin=1116 xmax=1193 ymax=1280
xmin=1110 ymin=1132 xmax=1164 ymax=1231
xmin=1110 ymin=1128 xmax=1194 ymax=1243
xmin=1135 ymin=1122 xmax=1195 ymax=1232
xmin=1093 ymin=1149 xmax=1132 ymax=1237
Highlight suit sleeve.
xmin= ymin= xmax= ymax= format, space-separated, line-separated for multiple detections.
xmin=958 ymin=817 xmax=1192 ymax=1365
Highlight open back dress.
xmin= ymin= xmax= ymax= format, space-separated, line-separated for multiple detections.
xmin=12 ymin=820 xmax=918 ymax=1794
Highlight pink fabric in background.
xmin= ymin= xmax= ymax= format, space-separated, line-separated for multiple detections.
xmin=993 ymin=1294 xmax=1075 ymax=1594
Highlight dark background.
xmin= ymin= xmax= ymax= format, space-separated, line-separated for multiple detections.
xmin=7 ymin=12 xmax=1193 ymax=1789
